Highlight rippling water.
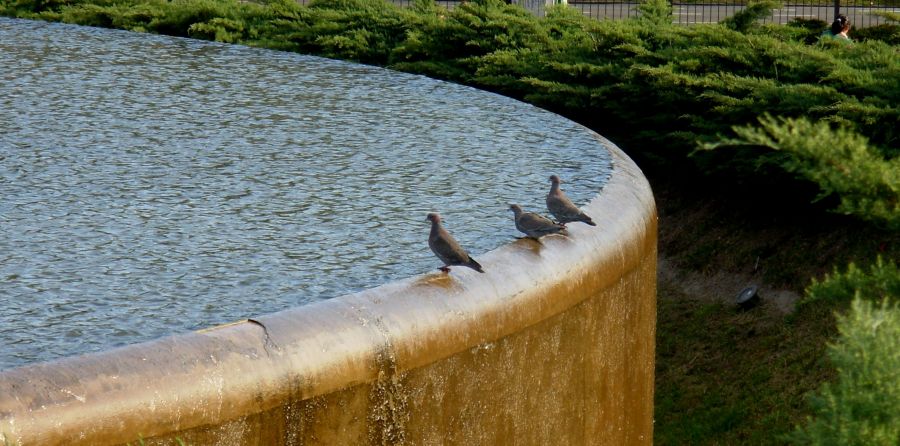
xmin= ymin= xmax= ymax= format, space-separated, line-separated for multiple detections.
xmin=0 ymin=18 xmax=612 ymax=370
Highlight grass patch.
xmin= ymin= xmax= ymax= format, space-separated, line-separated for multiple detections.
xmin=654 ymin=284 xmax=835 ymax=445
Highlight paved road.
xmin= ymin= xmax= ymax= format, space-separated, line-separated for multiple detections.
xmin=413 ymin=0 xmax=897 ymax=27
xmin=565 ymin=2 xmax=900 ymax=26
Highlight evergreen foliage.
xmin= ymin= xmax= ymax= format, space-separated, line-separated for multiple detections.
xmin=793 ymin=257 xmax=900 ymax=445
xmin=704 ymin=116 xmax=900 ymax=227
xmin=720 ymin=0 xmax=780 ymax=33
xmin=804 ymin=257 xmax=900 ymax=307
xmin=791 ymin=298 xmax=900 ymax=446
xmin=874 ymin=10 xmax=900 ymax=23
xmin=636 ymin=0 xmax=672 ymax=27
xmin=852 ymin=23 xmax=900 ymax=45
xmin=261 ymin=0 xmax=416 ymax=64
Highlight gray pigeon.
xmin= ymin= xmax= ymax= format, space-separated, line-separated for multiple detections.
xmin=427 ymin=213 xmax=484 ymax=273
xmin=546 ymin=175 xmax=596 ymax=226
xmin=509 ymin=204 xmax=567 ymax=239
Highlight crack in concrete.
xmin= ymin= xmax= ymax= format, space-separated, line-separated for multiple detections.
xmin=247 ymin=318 xmax=279 ymax=356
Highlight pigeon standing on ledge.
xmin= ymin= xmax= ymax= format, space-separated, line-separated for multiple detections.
xmin=546 ymin=174 xmax=596 ymax=226
xmin=427 ymin=213 xmax=485 ymax=273
xmin=509 ymin=204 xmax=567 ymax=239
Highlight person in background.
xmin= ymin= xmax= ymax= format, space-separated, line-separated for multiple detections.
xmin=821 ymin=14 xmax=852 ymax=42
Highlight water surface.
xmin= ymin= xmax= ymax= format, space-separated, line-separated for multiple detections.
xmin=0 ymin=18 xmax=612 ymax=370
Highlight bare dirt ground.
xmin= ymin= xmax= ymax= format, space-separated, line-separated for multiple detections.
xmin=658 ymin=255 xmax=801 ymax=314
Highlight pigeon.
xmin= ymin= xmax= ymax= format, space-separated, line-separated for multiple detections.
xmin=509 ymin=204 xmax=567 ymax=239
xmin=546 ymin=175 xmax=596 ymax=226
xmin=427 ymin=213 xmax=485 ymax=273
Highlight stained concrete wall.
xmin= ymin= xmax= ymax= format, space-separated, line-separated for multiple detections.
xmin=0 ymin=140 xmax=656 ymax=446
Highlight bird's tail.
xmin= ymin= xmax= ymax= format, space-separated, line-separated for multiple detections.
xmin=582 ymin=215 xmax=597 ymax=226
xmin=467 ymin=258 xmax=485 ymax=273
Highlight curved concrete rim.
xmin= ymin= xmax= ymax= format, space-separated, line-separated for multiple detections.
xmin=0 ymin=135 xmax=656 ymax=445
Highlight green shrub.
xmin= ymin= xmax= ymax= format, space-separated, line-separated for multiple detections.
xmin=803 ymin=257 xmax=900 ymax=307
xmin=136 ymin=0 xmax=266 ymax=38
xmin=791 ymin=298 xmax=900 ymax=446
xmin=188 ymin=16 xmax=246 ymax=42
xmin=720 ymin=0 xmax=781 ymax=33
xmin=702 ymin=116 xmax=900 ymax=227
xmin=636 ymin=0 xmax=672 ymax=27
xmin=395 ymin=0 xmax=554 ymax=77
xmin=852 ymin=23 xmax=900 ymax=45
xmin=873 ymin=10 xmax=900 ymax=23
xmin=754 ymin=21 xmax=820 ymax=43
xmin=2 ymin=0 xmax=80 ymax=15
xmin=258 ymin=0 xmax=418 ymax=64
xmin=39 ymin=0 xmax=271 ymax=39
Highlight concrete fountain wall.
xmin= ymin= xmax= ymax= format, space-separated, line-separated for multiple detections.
xmin=0 ymin=140 xmax=656 ymax=445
